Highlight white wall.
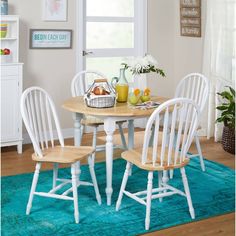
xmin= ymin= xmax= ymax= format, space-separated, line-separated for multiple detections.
xmin=148 ymin=0 xmax=175 ymax=98
xmin=172 ymin=0 xmax=206 ymax=89
xmin=9 ymin=0 xmax=206 ymax=132
xmin=148 ymin=0 xmax=206 ymax=98
xmin=9 ymin=0 xmax=77 ymax=131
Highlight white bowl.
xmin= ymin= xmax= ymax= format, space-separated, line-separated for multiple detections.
xmin=0 ymin=54 xmax=12 ymax=63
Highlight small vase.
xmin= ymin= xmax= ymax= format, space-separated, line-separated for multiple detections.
xmin=0 ymin=0 xmax=8 ymax=15
xmin=133 ymin=73 xmax=147 ymax=91
xmin=111 ymin=68 xmax=129 ymax=103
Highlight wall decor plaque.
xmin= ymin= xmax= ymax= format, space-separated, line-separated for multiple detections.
xmin=30 ymin=29 xmax=72 ymax=49
xmin=180 ymin=0 xmax=201 ymax=37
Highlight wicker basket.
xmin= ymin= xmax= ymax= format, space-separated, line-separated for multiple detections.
xmin=222 ymin=126 xmax=235 ymax=154
xmin=84 ymin=79 xmax=116 ymax=108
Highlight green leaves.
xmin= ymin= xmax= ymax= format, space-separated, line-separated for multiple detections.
xmin=122 ymin=62 xmax=165 ymax=77
xmin=216 ymin=86 xmax=235 ymax=129
xmin=228 ymin=86 xmax=235 ymax=97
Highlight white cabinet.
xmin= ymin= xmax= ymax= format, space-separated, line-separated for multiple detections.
xmin=1 ymin=16 xmax=23 ymax=154
xmin=1 ymin=64 xmax=23 ymax=153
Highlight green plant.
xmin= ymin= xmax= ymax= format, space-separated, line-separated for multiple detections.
xmin=216 ymin=86 xmax=235 ymax=129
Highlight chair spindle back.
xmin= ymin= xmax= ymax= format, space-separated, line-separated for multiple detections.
xmin=175 ymin=73 xmax=209 ymax=113
xmin=142 ymin=98 xmax=200 ymax=167
xmin=20 ymin=87 xmax=64 ymax=157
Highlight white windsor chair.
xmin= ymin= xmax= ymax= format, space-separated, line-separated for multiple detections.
xmin=20 ymin=87 xmax=101 ymax=224
xmin=116 ymin=98 xmax=200 ymax=230
xmin=71 ymin=70 xmax=128 ymax=153
xmin=174 ymin=73 xmax=210 ymax=172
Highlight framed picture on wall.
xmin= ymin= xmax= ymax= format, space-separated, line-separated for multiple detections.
xmin=29 ymin=29 xmax=72 ymax=49
xmin=42 ymin=0 xmax=67 ymax=21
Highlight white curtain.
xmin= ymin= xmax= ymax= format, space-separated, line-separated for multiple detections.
xmin=202 ymin=0 xmax=236 ymax=141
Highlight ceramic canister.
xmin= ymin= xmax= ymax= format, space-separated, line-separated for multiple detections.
xmin=0 ymin=23 xmax=7 ymax=38
xmin=0 ymin=0 xmax=8 ymax=15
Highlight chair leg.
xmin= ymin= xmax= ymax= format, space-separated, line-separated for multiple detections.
xmin=93 ymin=126 xmax=98 ymax=155
xmin=71 ymin=163 xmax=79 ymax=224
xmin=26 ymin=162 xmax=41 ymax=215
xmin=169 ymin=132 xmax=178 ymax=179
xmin=116 ymin=162 xmax=131 ymax=211
xmin=158 ymin=171 xmax=163 ymax=202
xmin=128 ymin=163 xmax=133 ymax=176
xmin=75 ymin=161 xmax=81 ymax=185
xmin=88 ymin=155 xmax=102 ymax=205
xmin=145 ymin=171 xmax=153 ymax=230
xmin=195 ymin=135 xmax=205 ymax=171
xmin=53 ymin=163 xmax=58 ymax=188
xmin=162 ymin=170 xmax=169 ymax=190
xmin=180 ymin=167 xmax=195 ymax=219
xmin=80 ymin=124 xmax=85 ymax=140
xmin=118 ymin=122 xmax=128 ymax=150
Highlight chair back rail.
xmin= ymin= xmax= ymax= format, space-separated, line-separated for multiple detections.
xmin=142 ymin=98 xmax=200 ymax=167
xmin=71 ymin=70 xmax=107 ymax=97
xmin=21 ymin=87 xmax=64 ymax=157
xmin=175 ymin=73 xmax=210 ymax=113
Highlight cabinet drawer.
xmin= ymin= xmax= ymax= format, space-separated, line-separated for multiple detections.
xmin=1 ymin=65 xmax=19 ymax=76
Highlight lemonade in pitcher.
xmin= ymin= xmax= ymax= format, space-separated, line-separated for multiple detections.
xmin=112 ymin=68 xmax=129 ymax=103
xmin=116 ymin=83 xmax=129 ymax=102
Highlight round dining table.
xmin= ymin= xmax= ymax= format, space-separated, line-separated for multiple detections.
xmin=62 ymin=96 xmax=168 ymax=205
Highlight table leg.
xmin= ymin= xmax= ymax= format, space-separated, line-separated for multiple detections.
xmin=73 ymin=113 xmax=83 ymax=146
xmin=128 ymin=120 xmax=134 ymax=149
xmin=128 ymin=120 xmax=134 ymax=176
xmin=73 ymin=113 xmax=83 ymax=184
xmin=104 ymin=118 xmax=116 ymax=206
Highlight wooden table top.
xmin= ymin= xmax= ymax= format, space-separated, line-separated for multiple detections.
xmin=62 ymin=96 xmax=169 ymax=118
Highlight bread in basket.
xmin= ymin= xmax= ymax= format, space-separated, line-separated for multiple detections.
xmin=84 ymin=79 xmax=116 ymax=108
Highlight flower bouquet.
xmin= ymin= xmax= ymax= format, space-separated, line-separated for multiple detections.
xmin=122 ymin=54 xmax=165 ymax=77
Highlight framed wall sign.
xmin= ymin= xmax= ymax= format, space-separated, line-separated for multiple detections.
xmin=42 ymin=0 xmax=67 ymax=21
xmin=180 ymin=0 xmax=201 ymax=37
xmin=180 ymin=0 xmax=201 ymax=7
xmin=30 ymin=29 xmax=72 ymax=49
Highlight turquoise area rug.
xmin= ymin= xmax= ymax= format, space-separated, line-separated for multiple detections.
xmin=1 ymin=157 xmax=235 ymax=236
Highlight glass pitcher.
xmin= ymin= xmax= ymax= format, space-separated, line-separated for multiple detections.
xmin=111 ymin=68 xmax=129 ymax=103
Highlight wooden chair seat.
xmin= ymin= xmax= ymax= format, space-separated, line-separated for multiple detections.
xmin=32 ymin=146 xmax=95 ymax=164
xmin=122 ymin=147 xmax=189 ymax=171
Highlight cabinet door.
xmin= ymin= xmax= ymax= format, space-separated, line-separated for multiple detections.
xmin=1 ymin=76 xmax=20 ymax=142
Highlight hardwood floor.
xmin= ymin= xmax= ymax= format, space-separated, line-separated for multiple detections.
xmin=1 ymin=130 xmax=235 ymax=236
